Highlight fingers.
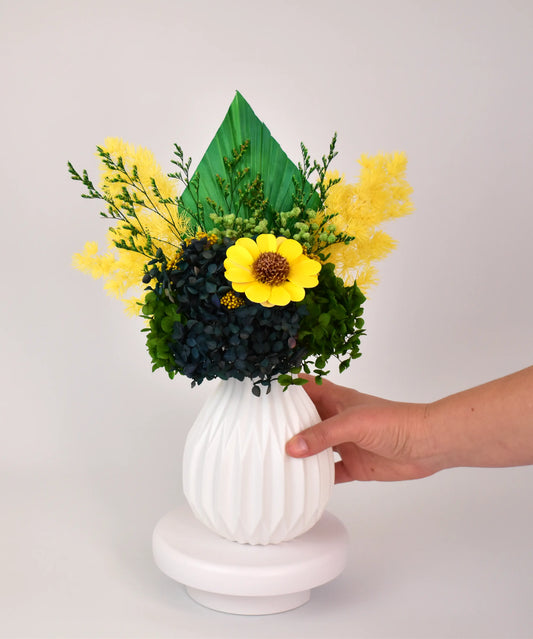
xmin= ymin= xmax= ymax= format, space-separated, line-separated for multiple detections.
xmin=334 ymin=460 xmax=353 ymax=484
xmin=300 ymin=374 xmax=345 ymax=420
xmin=285 ymin=412 xmax=358 ymax=458
xmin=299 ymin=374 xmax=330 ymax=413
xmin=286 ymin=423 xmax=360 ymax=483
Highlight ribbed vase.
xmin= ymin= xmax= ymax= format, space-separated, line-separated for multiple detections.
xmin=182 ymin=378 xmax=334 ymax=545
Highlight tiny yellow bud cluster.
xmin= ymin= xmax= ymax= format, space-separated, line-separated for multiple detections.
xmin=185 ymin=232 xmax=218 ymax=247
xmin=220 ymin=291 xmax=245 ymax=309
xmin=302 ymin=246 xmax=321 ymax=262
xmin=167 ymin=250 xmax=183 ymax=271
xmin=168 ymin=233 xmax=218 ymax=271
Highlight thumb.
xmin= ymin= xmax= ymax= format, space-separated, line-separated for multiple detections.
xmin=286 ymin=413 xmax=355 ymax=458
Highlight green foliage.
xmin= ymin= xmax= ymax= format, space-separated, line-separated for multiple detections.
xmin=195 ymin=127 xmax=354 ymax=253
xmin=277 ymin=263 xmax=366 ymax=389
xmin=293 ymin=133 xmax=341 ymax=210
xmin=206 ymin=139 xmax=272 ymax=238
xmin=210 ymin=211 xmax=270 ymax=239
xmin=179 ymin=92 xmax=321 ymax=230
xmin=141 ymin=290 xmax=183 ymax=378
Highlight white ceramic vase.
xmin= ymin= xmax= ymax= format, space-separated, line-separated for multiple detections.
xmin=182 ymin=378 xmax=334 ymax=545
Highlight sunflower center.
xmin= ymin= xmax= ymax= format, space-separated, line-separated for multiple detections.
xmin=253 ymin=252 xmax=290 ymax=285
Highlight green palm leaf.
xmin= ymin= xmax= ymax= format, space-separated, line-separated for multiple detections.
xmin=180 ymin=91 xmax=320 ymax=230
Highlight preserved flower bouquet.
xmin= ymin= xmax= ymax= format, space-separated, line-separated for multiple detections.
xmin=71 ymin=92 xmax=412 ymax=394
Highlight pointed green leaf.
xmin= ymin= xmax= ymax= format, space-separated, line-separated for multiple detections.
xmin=277 ymin=374 xmax=292 ymax=386
xmin=180 ymin=92 xmax=320 ymax=229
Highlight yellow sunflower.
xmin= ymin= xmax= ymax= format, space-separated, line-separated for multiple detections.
xmin=224 ymin=234 xmax=321 ymax=307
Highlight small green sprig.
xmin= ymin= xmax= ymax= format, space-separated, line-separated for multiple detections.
xmin=293 ymin=133 xmax=341 ymax=211
xmin=204 ymin=140 xmax=271 ymax=224
xmin=67 ymin=162 xmax=102 ymax=200
xmin=169 ymin=143 xmax=205 ymax=230
xmin=207 ymin=141 xmax=275 ymax=238
xmin=313 ymin=132 xmax=341 ymax=205
xmin=210 ymin=212 xmax=270 ymax=239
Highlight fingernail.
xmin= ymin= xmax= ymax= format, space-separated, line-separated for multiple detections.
xmin=287 ymin=436 xmax=309 ymax=456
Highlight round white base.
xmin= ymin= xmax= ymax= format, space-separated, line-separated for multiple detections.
xmin=153 ymin=505 xmax=349 ymax=615
xmin=185 ymin=585 xmax=310 ymax=615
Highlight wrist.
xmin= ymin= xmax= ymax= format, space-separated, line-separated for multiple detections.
xmin=418 ymin=395 xmax=494 ymax=472
xmin=409 ymin=401 xmax=462 ymax=475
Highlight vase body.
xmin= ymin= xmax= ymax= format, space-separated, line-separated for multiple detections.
xmin=183 ymin=378 xmax=334 ymax=545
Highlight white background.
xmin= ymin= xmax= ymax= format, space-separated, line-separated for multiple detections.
xmin=1 ymin=1 xmax=532 ymax=637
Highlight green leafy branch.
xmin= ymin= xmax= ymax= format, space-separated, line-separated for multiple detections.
xmin=97 ymin=147 xmax=186 ymax=243
xmin=169 ymin=144 xmax=205 ymax=231
xmin=69 ymin=147 xmax=192 ymax=258
xmin=68 ymin=160 xmax=152 ymax=258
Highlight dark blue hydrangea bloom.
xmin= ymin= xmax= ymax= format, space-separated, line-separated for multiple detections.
xmin=152 ymin=236 xmax=307 ymax=389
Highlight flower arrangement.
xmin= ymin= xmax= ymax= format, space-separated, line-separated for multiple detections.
xmin=71 ymin=92 xmax=412 ymax=394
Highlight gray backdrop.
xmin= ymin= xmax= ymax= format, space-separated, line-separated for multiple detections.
xmin=1 ymin=1 xmax=532 ymax=637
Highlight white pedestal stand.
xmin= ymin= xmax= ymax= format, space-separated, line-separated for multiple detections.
xmin=153 ymin=505 xmax=349 ymax=615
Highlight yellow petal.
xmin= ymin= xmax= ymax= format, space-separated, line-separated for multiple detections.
xmin=235 ymin=237 xmax=261 ymax=260
xmin=289 ymin=256 xmax=321 ymax=279
xmin=288 ymin=262 xmax=320 ymax=287
xmin=281 ymin=280 xmax=305 ymax=302
xmin=277 ymin=238 xmax=302 ymax=261
xmin=268 ymin=285 xmax=291 ymax=306
xmin=232 ymin=282 xmax=249 ymax=293
xmin=256 ymin=234 xmax=277 ymax=253
xmin=226 ymin=244 xmax=255 ymax=265
xmin=289 ymin=273 xmax=319 ymax=288
xmin=245 ymin=281 xmax=271 ymax=303
xmin=225 ymin=266 xmax=254 ymax=283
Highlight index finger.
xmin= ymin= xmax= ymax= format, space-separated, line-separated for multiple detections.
xmin=300 ymin=375 xmax=341 ymax=420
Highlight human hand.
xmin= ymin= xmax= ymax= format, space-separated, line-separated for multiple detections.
xmin=286 ymin=367 xmax=533 ymax=481
xmin=285 ymin=376 xmax=435 ymax=482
